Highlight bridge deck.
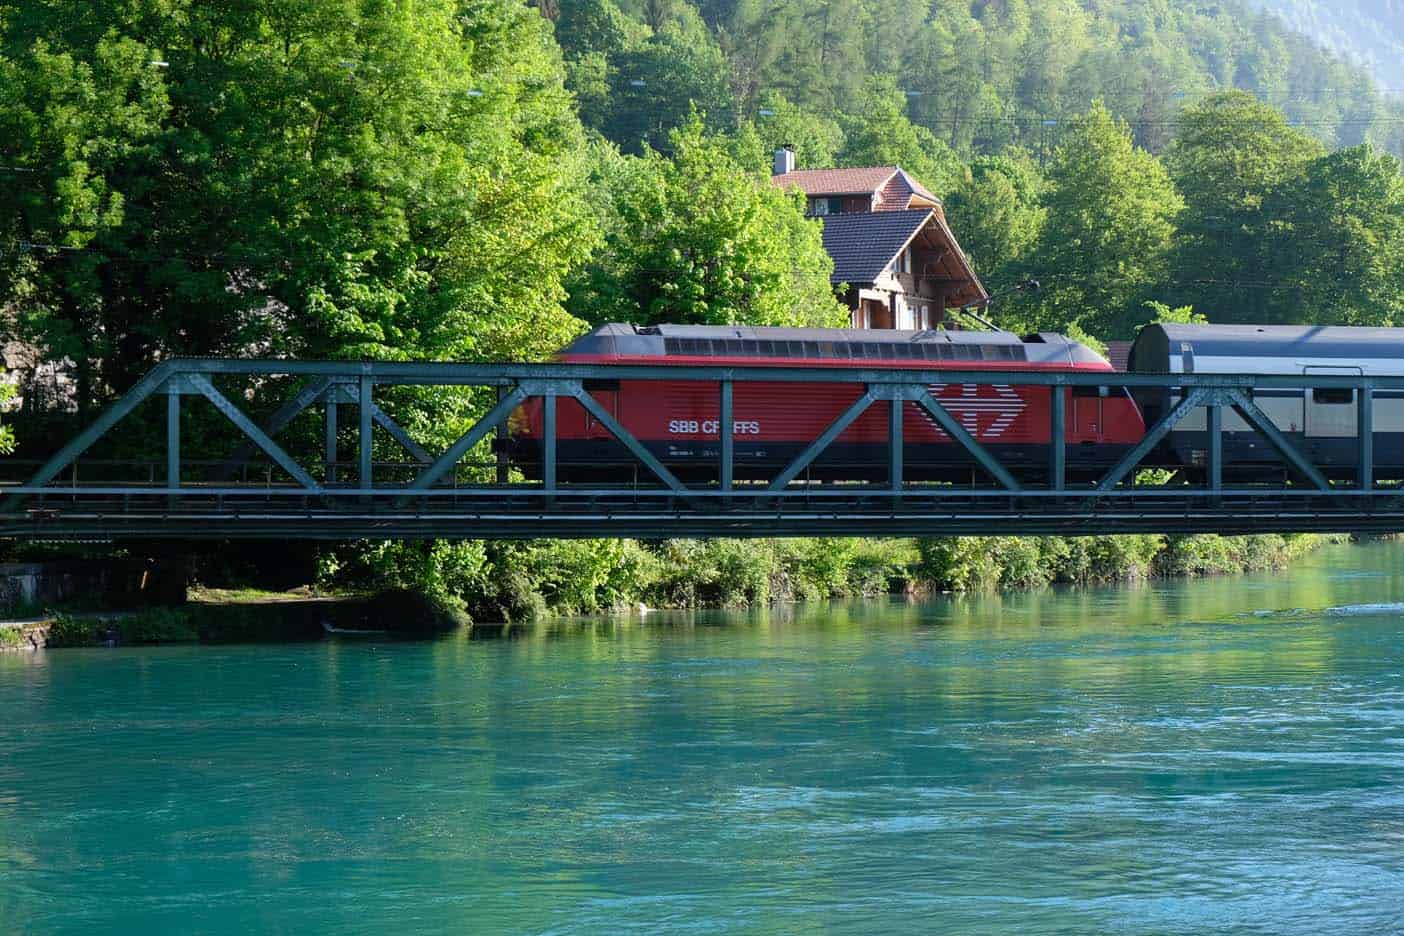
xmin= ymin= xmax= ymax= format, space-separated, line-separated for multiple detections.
xmin=4 ymin=358 xmax=1402 ymax=540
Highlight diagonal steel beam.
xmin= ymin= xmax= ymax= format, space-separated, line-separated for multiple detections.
xmin=769 ymin=389 xmax=878 ymax=491
xmin=568 ymin=385 xmax=685 ymax=492
xmin=1226 ymin=389 xmax=1330 ymax=491
xmin=187 ymin=374 xmax=322 ymax=492
xmin=7 ymin=362 xmax=176 ymax=509
xmin=1096 ymin=387 xmax=1208 ymax=492
xmin=368 ymin=403 xmax=432 ymax=464
xmin=912 ymin=389 xmax=1021 ymax=491
xmin=213 ymin=376 xmax=335 ymax=481
xmin=408 ymin=386 xmax=528 ymax=490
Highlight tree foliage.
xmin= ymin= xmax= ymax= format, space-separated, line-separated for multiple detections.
xmin=1263 ymin=144 xmax=1404 ymax=324
xmin=2 ymin=0 xmax=598 ymax=419
xmin=1016 ymin=103 xmax=1183 ymax=338
xmin=836 ymin=77 xmax=964 ymax=196
xmin=943 ymin=152 xmax=1046 ymax=286
xmin=567 ymin=118 xmax=846 ymax=327
xmin=555 ymin=0 xmax=1404 ymax=161
xmin=1165 ymin=91 xmax=1324 ymax=321
xmin=0 ymin=371 xmax=14 ymax=455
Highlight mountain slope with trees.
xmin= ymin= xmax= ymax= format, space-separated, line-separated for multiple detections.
xmin=553 ymin=0 xmax=1404 ymax=161
xmin=1248 ymin=0 xmax=1404 ymax=89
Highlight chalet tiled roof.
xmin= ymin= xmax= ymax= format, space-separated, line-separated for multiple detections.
xmin=772 ymin=166 xmax=898 ymax=196
xmin=820 ymin=209 xmax=934 ymax=285
xmin=899 ymin=169 xmax=940 ymax=205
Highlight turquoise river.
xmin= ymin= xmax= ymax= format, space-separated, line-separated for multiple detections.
xmin=2 ymin=540 xmax=1403 ymax=934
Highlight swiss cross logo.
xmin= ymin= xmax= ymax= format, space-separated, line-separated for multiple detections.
xmin=923 ymin=384 xmax=1027 ymax=439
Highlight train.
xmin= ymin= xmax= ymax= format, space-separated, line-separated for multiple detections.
xmin=506 ymin=322 xmax=1398 ymax=484
xmin=1132 ymin=323 xmax=1404 ymax=481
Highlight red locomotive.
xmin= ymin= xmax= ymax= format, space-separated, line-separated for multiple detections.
xmin=509 ymin=324 xmax=1145 ymax=483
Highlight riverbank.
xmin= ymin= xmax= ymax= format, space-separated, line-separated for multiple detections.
xmin=0 ymin=584 xmax=476 ymax=650
xmin=1 ymin=532 xmax=1356 ymax=647
xmin=3 ymin=594 xmax=350 ymax=650
xmin=376 ymin=532 xmax=1352 ymax=624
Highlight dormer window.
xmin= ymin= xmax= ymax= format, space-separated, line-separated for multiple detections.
xmin=808 ymin=197 xmax=843 ymax=217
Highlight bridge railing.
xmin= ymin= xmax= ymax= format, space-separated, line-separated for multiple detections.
xmin=1 ymin=357 xmax=1399 ymax=538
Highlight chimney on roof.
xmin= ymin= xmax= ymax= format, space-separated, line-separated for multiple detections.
xmin=773 ymin=145 xmax=796 ymax=176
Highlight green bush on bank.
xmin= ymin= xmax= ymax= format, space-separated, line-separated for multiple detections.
xmin=1155 ymin=533 xmax=1345 ymax=578
xmin=45 ymin=614 xmax=101 ymax=647
xmin=122 ymin=607 xmax=198 ymax=643
xmin=45 ymin=608 xmax=199 ymax=647
xmin=915 ymin=535 xmax=1166 ymax=591
xmin=318 ymin=532 xmax=1341 ymax=623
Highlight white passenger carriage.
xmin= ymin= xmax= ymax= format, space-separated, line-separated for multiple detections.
xmin=1129 ymin=324 xmax=1404 ymax=480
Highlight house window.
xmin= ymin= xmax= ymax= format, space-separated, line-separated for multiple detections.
xmin=897 ymin=298 xmax=916 ymax=330
xmin=894 ymin=248 xmax=910 ymax=275
xmin=809 ymin=197 xmax=844 ymax=217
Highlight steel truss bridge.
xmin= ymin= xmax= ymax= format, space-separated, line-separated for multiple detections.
xmin=2 ymin=358 xmax=1402 ymax=540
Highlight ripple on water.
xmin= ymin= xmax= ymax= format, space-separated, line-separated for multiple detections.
xmin=1325 ymin=601 xmax=1404 ymax=615
xmin=2 ymin=541 xmax=1404 ymax=934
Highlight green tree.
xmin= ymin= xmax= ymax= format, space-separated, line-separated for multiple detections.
xmin=1264 ymin=145 xmax=1404 ymax=325
xmin=1143 ymin=301 xmax=1205 ymax=326
xmin=604 ymin=13 xmax=734 ymax=153
xmin=942 ymin=152 xmax=1046 ymax=288
xmin=0 ymin=32 xmax=170 ymax=415
xmin=1164 ymin=91 xmax=1323 ymax=321
xmin=568 ymin=118 xmax=847 ymax=326
xmin=744 ymin=92 xmax=845 ymax=171
xmin=2 ymin=0 xmax=597 ymax=424
xmin=554 ymin=0 xmax=651 ymax=132
xmin=838 ymin=76 xmax=964 ymax=196
xmin=554 ymin=0 xmax=650 ymax=59
xmin=1021 ymin=102 xmax=1183 ymax=338
xmin=720 ymin=0 xmax=805 ymax=117
xmin=0 ymin=371 xmax=14 ymax=455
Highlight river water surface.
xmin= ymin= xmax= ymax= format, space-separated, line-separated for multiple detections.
xmin=2 ymin=541 xmax=1404 ymax=934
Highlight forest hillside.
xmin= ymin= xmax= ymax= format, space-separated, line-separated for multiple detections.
xmin=556 ymin=0 xmax=1404 ymax=161
xmin=1249 ymin=0 xmax=1404 ymax=89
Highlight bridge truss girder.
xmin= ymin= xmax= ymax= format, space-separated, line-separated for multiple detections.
xmin=1 ymin=358 xmax=1398 ymax=540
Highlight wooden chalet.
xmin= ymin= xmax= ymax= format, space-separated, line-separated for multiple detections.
xmin=771 ymin=148 xmax=986 ymax=330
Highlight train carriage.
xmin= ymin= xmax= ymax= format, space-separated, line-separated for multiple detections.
xmin=510 ymin=324 xmax=1146 ymax=483
xmin=1129 ymin=324 xmax=1404 ymax=482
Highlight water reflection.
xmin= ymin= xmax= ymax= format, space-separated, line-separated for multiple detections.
xmin=1 ymin=540 xmax=1402 ymax=934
